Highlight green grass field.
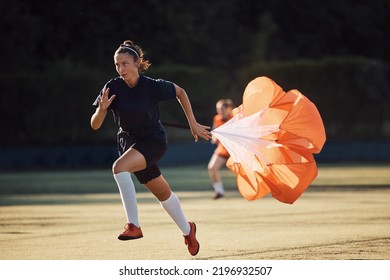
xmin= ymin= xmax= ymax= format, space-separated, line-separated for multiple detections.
xmin=0 ymin=165 xmax=236 ymax=195
xmin=1 ymin=163 xmax=389 ymax=196
xmin=1 ymin=163 xmax=389 ymax=207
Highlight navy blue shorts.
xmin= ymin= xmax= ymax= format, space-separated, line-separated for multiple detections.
xmin=117 ymin=129 xmax=167 ymax=184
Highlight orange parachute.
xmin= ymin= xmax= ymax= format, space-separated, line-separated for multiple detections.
xmin=211 ymin=76 xmax=326 ymax=204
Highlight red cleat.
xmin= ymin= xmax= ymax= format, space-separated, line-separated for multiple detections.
xmin=184 ymin=222 xmax=200 ymax=256
xmin=118 ymin=223 xmax=143 ymax=240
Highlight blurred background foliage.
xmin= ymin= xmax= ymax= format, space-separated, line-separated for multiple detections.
xmin=0 ymin=0 xmax=389 ymax=147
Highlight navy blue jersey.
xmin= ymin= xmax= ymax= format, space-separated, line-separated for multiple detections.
xmin=93 ymin=75 xmax=176 ymax=142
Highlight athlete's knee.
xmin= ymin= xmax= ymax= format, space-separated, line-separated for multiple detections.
xmin=112 ymin=161 xmax=120 ymax=174
xmin=208 ymin=163 xmax=217 ymax=173
xmin=112 ymin=159 xmax=128 ymax=174
xmin=156 ymin=188 xmax=171 ymax=202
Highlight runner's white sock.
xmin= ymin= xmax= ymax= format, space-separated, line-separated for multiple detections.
xmin=160 ymin=192 xmax=191 ymax=235
xmin=113 ymin=172 xmax=139 ymax=227
xmin=213 ymin=181 xmax=224 ymax=194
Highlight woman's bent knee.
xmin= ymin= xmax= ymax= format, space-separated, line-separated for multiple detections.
xmin=112 ymin=159 xmax=129 ymax=174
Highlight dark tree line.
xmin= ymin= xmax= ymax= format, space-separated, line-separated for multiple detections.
xmin=2 ymin=0 xmax=388 ymax=69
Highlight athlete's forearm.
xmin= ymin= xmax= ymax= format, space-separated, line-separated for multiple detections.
xmin=90 ymin=107 xmax=107 ymax=130
xmin=175 ymin=84 xmax=211 ymax=142
xmin=175 ymin=85 xmax=197 ymax=126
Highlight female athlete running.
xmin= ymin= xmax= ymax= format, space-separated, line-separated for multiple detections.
xmin=91 ymin=39 xmax=211 ymax=256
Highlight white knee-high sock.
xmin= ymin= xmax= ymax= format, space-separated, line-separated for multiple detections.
xmin=160 ymin=192 xmax=191 ymax=235
xmin=113 ymin=172 xmax=139 ymax=227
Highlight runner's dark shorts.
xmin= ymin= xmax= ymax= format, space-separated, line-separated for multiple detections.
xmin=117 ymin=129 xmax=167 ymax=184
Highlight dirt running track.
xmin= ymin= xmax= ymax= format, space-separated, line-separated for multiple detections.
xmin=0 ymin=187 xmax=389 ymax=260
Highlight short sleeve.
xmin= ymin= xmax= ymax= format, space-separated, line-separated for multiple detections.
xmin=155 ymin=79 xmax=176 ymax=101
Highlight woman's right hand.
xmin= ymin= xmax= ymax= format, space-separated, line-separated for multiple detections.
xmin=98 ymin=87 xmax=116 ymax=110
xmin=91 ymin=87 xmax=115 ymax=130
